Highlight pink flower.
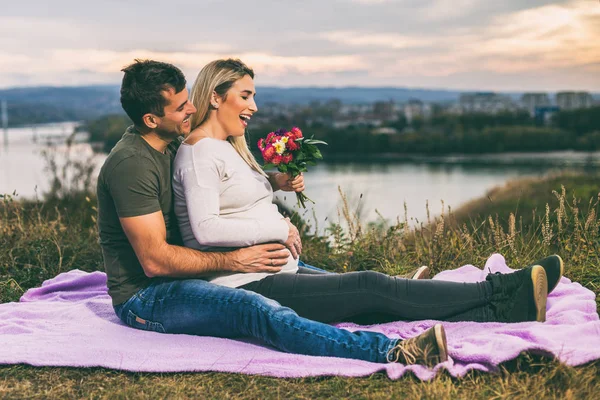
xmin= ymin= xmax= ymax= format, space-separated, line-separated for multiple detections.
xmin=272 ymin=154 xmax=283 ymax=165
xmin=263 ymin=146 xmax=276 ymax=162
xmin=257 ymin=138 xmax=265 ymax=151
xmin=290 ymin=126 xmax=303 ymax=139
xmin=282 ymin=154 xmax=293 ymax=164
xmin=286 ymin=139 xmax=299 ymax=151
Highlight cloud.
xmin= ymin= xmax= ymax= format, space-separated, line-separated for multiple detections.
xmin=316 ymin=0 xmax=600 ymax=90
xmin=349 ymin=0 xmax=392 ymax=3
xmin=0 ymin=0 xmax=598 ymax=91
xmin=321 ymin=31 xmax=429 ymax=50
xmin=421 ymin=0 xmax=480 ymax=21
xmin=0 ymin=48 xmax=367 ymax=87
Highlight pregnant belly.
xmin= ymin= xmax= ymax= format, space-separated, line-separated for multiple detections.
xmin=279 ymin=252 xmax=299 ymax=275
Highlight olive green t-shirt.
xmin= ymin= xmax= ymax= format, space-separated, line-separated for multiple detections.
xmin=97 ymin=126 xmax=182 ymax=305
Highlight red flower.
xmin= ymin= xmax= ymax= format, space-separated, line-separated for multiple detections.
xmin=266 ymin=132 xmax=276 ymax=144
xmin=263 ymin=146 xmax=276 ymax=162
xmin=272 ymin=154 xmax=283 ymax=165
xmin=286 ymin=139 xmax=299 ymax=151
xmin=282 ymin=153 xmax=293 ymax=164
xmin=257 ymin=138 xmax=265 ymax=151
xmin=290 ymin=127 xmax=303 ymax=139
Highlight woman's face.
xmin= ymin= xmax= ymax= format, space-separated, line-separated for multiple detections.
xmin=215 ymin=74 xmax=258 ymax=137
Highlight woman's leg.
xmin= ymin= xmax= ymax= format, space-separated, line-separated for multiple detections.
xmin=240 ymin=268 xmax=545 ymax=324
xmin=114 ymin=277 xmax=399 ymax=363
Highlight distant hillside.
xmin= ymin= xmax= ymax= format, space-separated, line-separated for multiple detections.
xmin=0 ymin=86 xmax=123 ymax=126
xmin=0 ymin=85 xmax=598 ymax=126
xmin=256 ymin=86 xmax=467 ymax=104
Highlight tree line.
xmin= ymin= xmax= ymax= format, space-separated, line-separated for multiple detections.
xmin=84 ymin=106 xmax=600 ymax=156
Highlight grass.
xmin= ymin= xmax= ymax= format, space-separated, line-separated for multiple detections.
xmin=1 ymin=171 xmax=599 ymax=399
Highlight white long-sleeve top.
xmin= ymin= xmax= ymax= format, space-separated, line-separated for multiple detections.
xmin=173 ymin=137 xmax=298 ymax=287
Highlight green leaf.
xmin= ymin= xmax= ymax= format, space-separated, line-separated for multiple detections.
xmin=306 ymin=140 xmax=328 ymax=146
xmin=306 ymin=161 xmax=317 ymax=166
xmin=279 ymin=164 xmax=288 ymax=172
xmin=262 ymin=163 xmax=276 ymax=170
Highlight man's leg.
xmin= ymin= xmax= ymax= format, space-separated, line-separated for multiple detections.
xmin=113 ymin=278 xmax=397 ymax=363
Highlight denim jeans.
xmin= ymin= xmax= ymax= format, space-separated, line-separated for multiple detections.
xmin=296 ymin=260 xmax=332 ymax=274
xmin=114 ymin=274 xmax=398 ymax=363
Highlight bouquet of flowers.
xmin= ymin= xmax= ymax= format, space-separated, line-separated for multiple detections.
xmin=257 ymin=127 xmax=327 ymax=208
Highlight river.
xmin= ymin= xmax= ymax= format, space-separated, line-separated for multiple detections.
xmin=1 ymin=122 xmax=598 ymax=230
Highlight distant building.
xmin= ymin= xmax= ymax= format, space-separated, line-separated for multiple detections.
xmin=339 ymin=104 xmax=371 ymax=117
xmin=332 ymin=117 xmax=382 ymax=129
xmin=373 ymin=100 xmax=395 ymax=120
xmin=521 ymin=93 xmax=551 ymax=115
xmin=371 ymin=127 xmax=398 ymax=135
xmin=555 ymin=91 xmax=594 ymax=110
xmin=459 ymin=92 xmax=516 ymax=114
xmin=534 ymin=106 xmax=560 ymax=126
xmin=403 ymin=99 xmax=431 ymax=123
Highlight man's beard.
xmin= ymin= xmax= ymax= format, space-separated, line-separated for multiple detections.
xmin=155 ymin=124 xmax=184 ymax=141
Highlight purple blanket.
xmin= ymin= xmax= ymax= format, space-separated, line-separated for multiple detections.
xmin=1 ymin=254 xmax=599 ymax=380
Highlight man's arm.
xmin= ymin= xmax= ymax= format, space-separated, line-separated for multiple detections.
xmin=120 ymin=211 xmax=290 ymax=278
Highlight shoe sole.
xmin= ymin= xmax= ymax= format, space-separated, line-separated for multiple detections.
xmin=433 ymin=324 xmax=448 ymax=363
xmin=528 ymin=254 xmax=564 ymax=294
xmin=530 ymin=265 xmax=548 ymax=322
xmin=549 ymin=255 xmax=564 ymax=293
xmin=412 ymin=266 xmax=430 ymax=280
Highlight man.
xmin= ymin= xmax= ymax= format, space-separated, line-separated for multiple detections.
xmin=97 ymin=59 xmax=292 ymax=307
xmin=96 ymin=59 xmax=463 ymax=367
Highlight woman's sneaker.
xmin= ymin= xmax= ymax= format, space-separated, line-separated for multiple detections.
xmin=487 ymin=265 xmax=548 ymax=322
xmin=397 ymin=266 xmax=431 ymax=280
xmin=526 ymin=255 xmax=564 ymax=294
xmin=386 ymin=324 xmax=448 ymax=367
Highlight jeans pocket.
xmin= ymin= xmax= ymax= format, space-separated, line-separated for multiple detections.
xmin=126 ymin=310 xmax=166 ymax=333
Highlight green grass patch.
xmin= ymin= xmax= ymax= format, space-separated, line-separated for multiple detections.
xmin=1 ymin=171 xmax=599 ymax=398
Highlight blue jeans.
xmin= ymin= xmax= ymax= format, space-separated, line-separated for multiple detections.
xmin=297 ymin=260 xmax=332 ymax=274
xmin=114 ymin=274 xmax=398 ymax=363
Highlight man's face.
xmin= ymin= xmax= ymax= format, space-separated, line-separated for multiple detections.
xmin=154 ymin=88 xmax=196 ymax=139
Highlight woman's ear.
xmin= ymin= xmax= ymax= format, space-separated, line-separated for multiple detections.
xmin=211 ymin=91 xmax=220 ymax=109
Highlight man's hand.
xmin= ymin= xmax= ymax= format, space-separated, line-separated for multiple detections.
xmin=231 ymin=243 xmax=291 ymax=273
xmin=283 ymin=218 xmax=302 ymax=259
xmin=270 ymin=172 xmax=305 ymax=192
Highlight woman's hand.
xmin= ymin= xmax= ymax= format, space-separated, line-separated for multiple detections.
xmin=283 ymin=217 xmax=302 ymax=259
xmin=270 ymin=172 xmax=305 ymax=193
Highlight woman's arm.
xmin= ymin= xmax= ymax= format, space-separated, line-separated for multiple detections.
xmin=268 ymin=172 xmax=305 ymax=192
xmin=181 ymin=155 xmax=289 ymax=248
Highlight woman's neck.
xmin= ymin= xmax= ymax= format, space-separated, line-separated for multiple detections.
xmin=186 ymin=118 xmax=229 ymax=144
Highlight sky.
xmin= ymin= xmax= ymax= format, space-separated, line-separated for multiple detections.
xmin=1 ymin=0 xmax=598 ymax=91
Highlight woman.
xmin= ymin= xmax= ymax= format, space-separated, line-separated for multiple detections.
xmin=172 ymin=59 xmax=563 ymax=367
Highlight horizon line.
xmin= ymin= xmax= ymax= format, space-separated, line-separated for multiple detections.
xmin=0 ymin=83 xmax=599 ymax=96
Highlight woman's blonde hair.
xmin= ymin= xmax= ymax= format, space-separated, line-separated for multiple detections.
xmin=190 ymin=59 xmax=266 ymax=176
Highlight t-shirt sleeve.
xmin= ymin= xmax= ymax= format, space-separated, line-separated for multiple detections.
xmin=181 ymin=145 xmax=288 ymax=247
xmin=105 ymin=156 xmax=162 ymax=218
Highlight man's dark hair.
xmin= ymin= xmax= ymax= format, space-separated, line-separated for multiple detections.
xmin=120 ymin=59 xmax=187 ymax=128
